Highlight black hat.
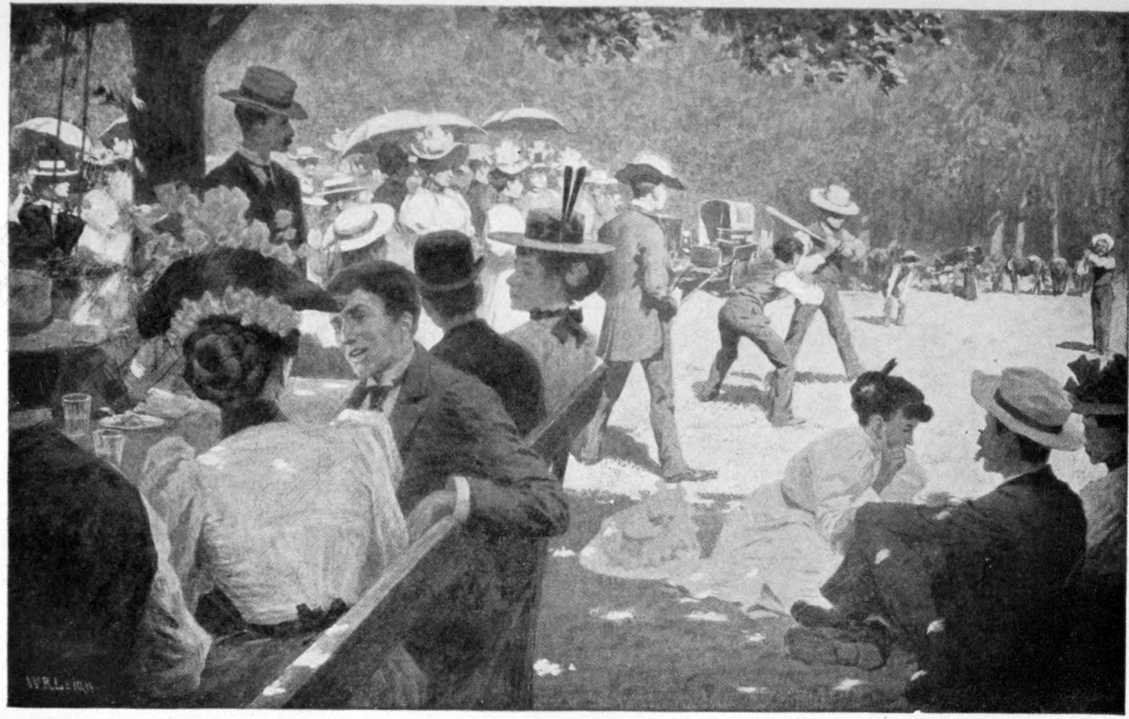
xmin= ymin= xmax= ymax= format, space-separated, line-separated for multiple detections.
xmin=1066 ymin=354 xmax=1127 ymax=416
xmin=413 ymin=231 xmax=484 ymax=293
xmin=136 ymin=247 xmax=338 ymax=339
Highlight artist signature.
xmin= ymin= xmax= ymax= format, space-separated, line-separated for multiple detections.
xmin=24 ymin=675 xmax=96 ymax=694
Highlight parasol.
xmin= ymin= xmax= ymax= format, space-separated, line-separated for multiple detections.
xmin=342 ymin=109 xmax=486 ymax=157
xmin=98 ymin=116 xmax=131 ymax=147
xmin=11 ymin=117 xmax=98 ymax=156
xmin=482 ymin=106 xmax=571 ymax=134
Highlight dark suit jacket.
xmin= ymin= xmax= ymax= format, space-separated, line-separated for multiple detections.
xmin=431 ymin=319 xmax=545 ymax=436
xmin=201 ymin=152 xmax=307 ymax=251
xmin=347 ymin=345 xmax=566 ymax=707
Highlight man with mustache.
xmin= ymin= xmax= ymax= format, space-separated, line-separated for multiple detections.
xmin=202 ymin=66 xmax=308 ymax=256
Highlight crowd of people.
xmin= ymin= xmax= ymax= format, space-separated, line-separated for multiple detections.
xmin=9 ymin=65 xmax=1127 ymax=711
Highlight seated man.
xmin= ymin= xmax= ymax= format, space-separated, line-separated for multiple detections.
xmin=787 ymin=366 xmax=1086 ymax=711
xmin=9 ymin=421 xmax=210 ymax=706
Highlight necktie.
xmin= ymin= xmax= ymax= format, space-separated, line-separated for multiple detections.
xmin=530 ymin=307 xmax=585 ymax=344
xmin=347 ymin=382 xmax=398 ymax=411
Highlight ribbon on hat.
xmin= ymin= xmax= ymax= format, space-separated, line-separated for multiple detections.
xmin=993 ymin=388 xmax=1065 ymax=435
xmin=531 ymin=307 xmax=585 ymax=344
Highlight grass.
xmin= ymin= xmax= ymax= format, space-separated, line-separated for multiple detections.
xmin=532 ymin=490 xmax=917 ymax=711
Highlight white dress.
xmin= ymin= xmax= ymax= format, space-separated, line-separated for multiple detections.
xmin=479 ymin=203 xmax=527 ymax=334
xmin=139 ymin=418 xmax=408 ymax=625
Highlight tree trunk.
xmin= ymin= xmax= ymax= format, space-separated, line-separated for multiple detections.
xmin=1014 ymin=187 xmax=1029 ymax=258
xmin=988 ymin=209 xmax=1005 ymax=259
xmin=125 ymin=6 xmax=253 ymax=202
xmin=1050 ymin=176 xmax=1061 ymax=259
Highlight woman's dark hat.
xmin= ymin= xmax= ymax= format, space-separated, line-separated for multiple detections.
xmin=489 ymin=166 xmax=614 ymax=256
xmin=220 ymin=66 xmax=307 ymax=120
xmin=136 ymin=247 xmax=337 ymax=339
xmin=413 ymin=231 xmax=484 ymax=292
xmin=1065 ymin=354 xmax=1127 ymax=416
xmin=614 ymin=151 xmax=685 ymax=190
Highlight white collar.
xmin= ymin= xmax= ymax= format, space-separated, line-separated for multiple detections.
xmin=237 ymin=145 xmax=272 ymax=167
xmin=369 ymin=344 xmax=414 ymax=388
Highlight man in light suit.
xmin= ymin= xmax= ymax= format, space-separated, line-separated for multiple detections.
xmin=326 ymin=260 xmax=566 ymax=708
xmin=577 ymin=151 xmax=715 ymax=483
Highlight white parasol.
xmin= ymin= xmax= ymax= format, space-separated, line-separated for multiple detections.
xmin=482 ymin=106 xmax=571 ymax=134
xmin=342 ymin=109 xmax=486 ymax=157
xmin=11 ymin=116 xmax=98 ymax=156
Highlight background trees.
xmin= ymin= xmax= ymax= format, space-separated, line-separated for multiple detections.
xmin=9 ymin=6 xmax=1127 ymax=263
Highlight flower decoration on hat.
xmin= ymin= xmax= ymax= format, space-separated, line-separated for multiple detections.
xmin=168 ymin=286 xmax=301 ymax=344
xmin=410 ymin=125 xmax=458 ymax=160
xmin=1065 ymin=353 xmax=1127 ymax=416
xmin=554 ymin=147 xmax=587 ymax=171
xmin=493 ymin=139 xmax=528 ymax=174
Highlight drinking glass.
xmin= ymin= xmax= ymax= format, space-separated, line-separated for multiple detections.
xmin=92 ymin=428 xmax=126 ymax=469
xmin=62 ymin=393 xmax=92 ymax=438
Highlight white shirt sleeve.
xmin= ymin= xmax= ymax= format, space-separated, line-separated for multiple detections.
xmin=795 ymin=252 xmax=826 ymax=276
xmin=774 ymin=269 xmax=825 ymax=305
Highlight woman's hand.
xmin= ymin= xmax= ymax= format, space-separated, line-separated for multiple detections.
xmin=406 ymin=490 xmax=456 ymax=542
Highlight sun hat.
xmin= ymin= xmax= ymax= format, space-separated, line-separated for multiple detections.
xmin=1091 ymin=233 xmax=1115 ymax=253
xmin=325 ymin=203 xmax=396 ymax=253
xmin=409 ymin=125 xmax=469 ymax=172
xmin=219 ymin=66 xmax=307 ymax=120
xmin=414 ymin=230 xmax=485 ymax=293
xmin=288 ymin=145 xmax=321 ymax=162
xmin=809 ymin=184 xmax=860 ymax=217
xmin=318 ymin=175 xmax=367 ymax=200
xmin=614 ymin=151 xmax=685 ymax=190
xmin=299 ymin=177 xmax=328 ymax=208
xmin=901 ymin=250 xmax=921 ymax=263
xmin=554 ymin=147 xmax=587 ymax=171
xmin=970 ymin=367 xmax=1083 ymax=451
xmin=585 ymin=168 xmax=617 ymax=186
xmin=1064 ymin=354 xmax=1127 ymax=416
xmin=136 ymin=248 xmax=337 ymax=341
xmin=490 ymin=209 xmax=613 ymax=256
xmin=493 ymin=140 xmax=529 ymax=176
xmin=29 ymin=159 xmax=79 ymax=179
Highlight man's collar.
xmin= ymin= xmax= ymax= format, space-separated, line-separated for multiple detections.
xmin=369 ymin=344 xmax=415 ymax=388
xmin=1000 ymin=463 xmax=1049 ymax=484
xmin=237 ymin=145 xmax=272 ymax=167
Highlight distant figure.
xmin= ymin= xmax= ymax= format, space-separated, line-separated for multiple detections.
xmin=462 ymin=151 xmax=497 ymax=242
xmin=202 ymin=66 xmax=308 ymax=255
xmin=1086 ymin=233 xmax=1118 ymax=354
xmin=398 ymin=126 xmax=474 ymax=238
xmin=959 ymin=246 xmax=979 ymax=301
xmin=784 ymin=184 xmax=866 ymax=380
xmin=883 ymin=250 xmax=920 ymax=325
xmin=699 ymin=233 xmax=823 ymax=427
xmin=371 ymin=142 xmax=411 ymax=212
xmin=1049 ymin=256 xmax=1071 ymax=295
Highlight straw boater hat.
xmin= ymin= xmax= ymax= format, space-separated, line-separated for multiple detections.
xmin=1091 ymin=233 xmax=1115 ymax=253
xmin=970 ymin=366 xmax=1083 ymax=451
xmin=901 ymin=250 xmax=921 ymax=263
xmin=220 ymin=66 xmax=307 ymax=120
xmin=30 ymin=159 xmax=79 ymax=179
xmin=614 ymin=151 xmax=685 ymax=190
xmin=299 ymin=177 xmax=327 ymax=208
xmin=414 ymin=231 xmax=485 ymax=293
xmin=326 ymin=203 xmax=396 ymax=253
xmin=318 ymin=175 xmax=367 ymax=200
xmin=809 ymin=184 xmax=860 ymax=217
xmin=288 ymin=145 xmax=321 ymax=163
xmin=409 ymin=125 xmax=468 ymax=172
xmin=493 ymin=140 xmax=529 ymax=176
xmin=1064 ymin=354 xmax=1127 ymax=416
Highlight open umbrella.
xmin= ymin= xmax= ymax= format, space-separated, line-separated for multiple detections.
xmin=342 ymin=109 xmax=486 ymax=157
xmin=98 ymin=116 xmax=131 ymax=147
xmin=11 ymin=117 xmax=97 ymax=156
xmin=482 ymin=107 xmax=571 ymax=134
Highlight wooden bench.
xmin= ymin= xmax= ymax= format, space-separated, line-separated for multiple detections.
xmin=197 ymin=364 xmax=609 ymax=708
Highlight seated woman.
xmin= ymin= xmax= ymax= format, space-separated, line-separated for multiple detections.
xmin=136 ymin=248 xmax=424 ymax=705
xmin=583 ymin=361 xmax=934 ymax=615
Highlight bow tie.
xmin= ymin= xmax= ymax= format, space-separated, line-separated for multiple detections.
xmin=346 ymin=381 xmax=399 ymax=411
xmin=530 ymin=307 xmax=585 ymax=344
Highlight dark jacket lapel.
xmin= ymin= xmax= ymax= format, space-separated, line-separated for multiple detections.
xmin=389 ymin=343 xmax=433 ymax=451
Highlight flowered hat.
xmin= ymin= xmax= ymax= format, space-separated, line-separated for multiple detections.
xmin=490 ymin=167 xmax=613 ymax=256
xmin=554 ymin=147 xmax=587 ymax=171
xmin=136 ymin=247 xmax=338 ymax=342
xmin=409 ymin=125 xmax=468 ymax=172
xmin=493 ymin=139 xmax=529 ymax=176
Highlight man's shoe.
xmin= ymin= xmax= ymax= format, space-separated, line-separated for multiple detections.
xmin=785 ymin=626 xmax=887 ymax=670
xmin=699 ymin=386 xmax=721 ymax=402
xmin=666 ymin=468 xmax=718 ymax=483
xmin=790 ymin=600 xmax=849 ymax=629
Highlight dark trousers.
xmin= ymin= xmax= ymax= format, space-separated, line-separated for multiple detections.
xmin=820 ymin=502 xmax=946 ymax=655
xmin=580 ymin=325 xmax=689 ymax=478
xmin=1092 ymin=282 xmax=1114 ymax=353
xmin=784 ymin=277 xmax=862 ymax=377
xmin=704 ymin=298 xmax=795 ymax=423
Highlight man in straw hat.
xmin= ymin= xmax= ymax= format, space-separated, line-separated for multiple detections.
xmin=578 ymin=150 xmax=716 ymax=483
xmin=1084 ymin=232 xmax=1118 ymax=354
xmin=882 ymin=249 xmax=920 ymax=326
xmin=203 ymin=66 xmax=308 ymax=255
xmin=784 ymin=184 xmax=867 ymax=379
xmin=786 ymin=365 xmax=1085 ymax=709
xmin=1060 ymin=353 xmax=1126 ymax=711
xmin=415 ymin=230 xmax=545 ymax=436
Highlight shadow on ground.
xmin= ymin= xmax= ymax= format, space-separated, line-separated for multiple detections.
xmin=1055 ymin=340 xmax=1095 ymax=353
xmin=795 ymin=371 xmax=850 ymax=384
xmin=599 ymin=427 xmax=663 ymax=475
xmin=534 ymin=491 xmax=916 ymax=711
xmin=854 ymin=315 xmax=893 ymax=327
xmin=690 ymin=381 xmax=770 ymax=410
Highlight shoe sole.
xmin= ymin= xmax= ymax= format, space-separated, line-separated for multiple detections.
xmin=785 ymin=627 xmax=885 ymax=670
